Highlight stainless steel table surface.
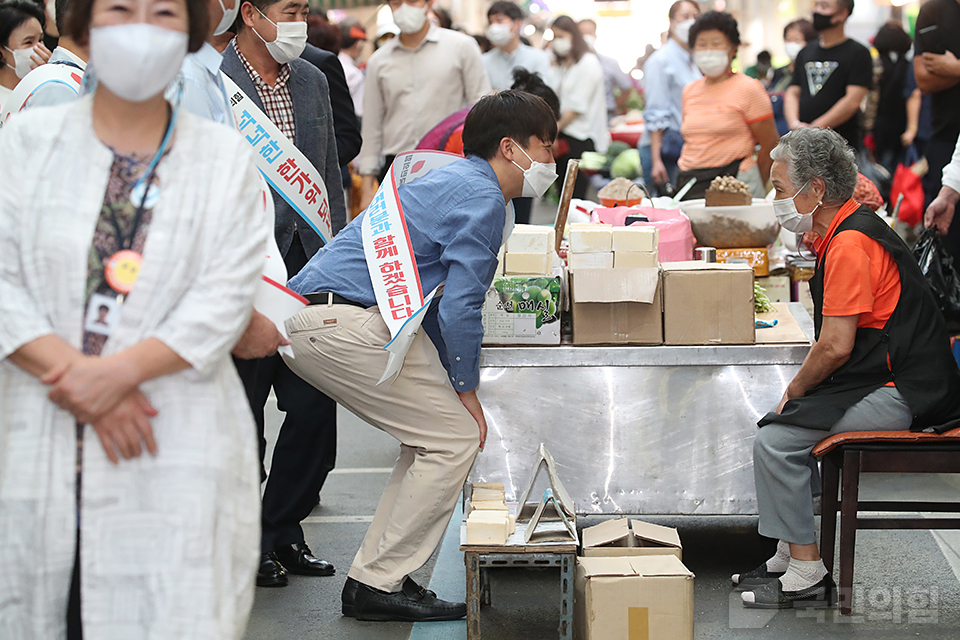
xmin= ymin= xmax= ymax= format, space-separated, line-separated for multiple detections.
xmin=471 ymin=303 xmax=813 ymax=516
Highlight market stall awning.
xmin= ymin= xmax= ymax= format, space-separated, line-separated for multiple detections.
xmin=310 ymin=0 xmax=381 ymax=10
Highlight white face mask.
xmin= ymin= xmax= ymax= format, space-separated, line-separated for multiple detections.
xmin=253 ymin=9 xmax=307 ymax=64
xmin=694 ymin=49 xmax=730 ymax=77
xmin=511 ymin=139 xmax=557 ymax=198
xmin=392 ymin=3 xmax=428 ymax=34
xmin=214 ymin=0 xmax=239 ymax=37
xmin=89 ymin=24 xmax=187 ymax=102
xmin=673 ymin=19 xmax=695 ymax=46
xmin=773 ymin=181 xmax=818 ymax=233
xmin=582 ymin=34 xmax=596 ymax=48
xmin=551 ymin=36 xmax=571 ymax=58
xmin=486 ymin=22 xmax=513 ymax=48
xmin=784 ymin=41 xmax=804 ymax=62
xmin=4 ymin=46 xmax=35 ymax=79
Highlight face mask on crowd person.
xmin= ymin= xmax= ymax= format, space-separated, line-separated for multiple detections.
xmin=392 ymin=2 xmax=428 ymax=34
xmin=582 ymin=33 xmax=596 ymax=48
xmin=3 ymin=45 xmax=35 ymax=78
xmin=694 ymin=49 xmax=729 ymax=78
xmin=784 ymin=41 xmax=804 ymax=61
xmin=812 ymin=11 xmax=835 ymax=32
xmin=673 ymin=19 xmax=694 ymax=45
xmin=89 ymin=24 xmax=187 ymax=102
xmin=485 ymin=22 xmax=513 ymax=47
xmin=254 ymin=7 xmax=307 ymax=64
xmin=551 ymin=36 xmax=571 ymax=58
xmin=510 ymin=139 xmax=557 ymax=198
xmin=773 ymin=181 xmax=818 ymax=233
xmin=214 ymin=0 xmax=239 ymax=36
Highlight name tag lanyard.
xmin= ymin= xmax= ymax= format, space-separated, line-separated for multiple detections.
xmin=104 ymin=101 xmax=180 ymax=302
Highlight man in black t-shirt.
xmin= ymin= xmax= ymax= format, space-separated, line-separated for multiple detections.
xmin=915 ymin=0 xmax=960 ymax=265
xmin=785 ymin=0 xmax=872 ymax=150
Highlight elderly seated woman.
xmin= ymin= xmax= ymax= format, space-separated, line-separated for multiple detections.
xmin=734 ymin=127 xmax=960 ymax=609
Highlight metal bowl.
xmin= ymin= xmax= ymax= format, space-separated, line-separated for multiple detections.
xmin=677 ymin=198 xmax=780 ymax=249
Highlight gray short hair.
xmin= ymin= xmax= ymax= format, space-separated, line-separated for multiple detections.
xmin=769 ymin=128 xmax=858 ymax=205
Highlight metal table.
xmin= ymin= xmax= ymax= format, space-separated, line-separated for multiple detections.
xmin=472 ymin=303 xmax=813 ymax=516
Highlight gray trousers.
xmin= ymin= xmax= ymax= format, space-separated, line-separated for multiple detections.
xmin=754 ymin=387 xmax=913 ymax=545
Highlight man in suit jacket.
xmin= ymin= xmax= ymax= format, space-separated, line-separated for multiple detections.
xmin=301 ymin=42 xmax=361 ymax=167
xmin=222 ymin=0 xmax=347 ymax=588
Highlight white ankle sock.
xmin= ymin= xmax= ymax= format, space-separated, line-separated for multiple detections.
xmin=765 ymin=540 xmax=791 ymax=573
xmin=779 ymin=558 xmax=827 ymax=592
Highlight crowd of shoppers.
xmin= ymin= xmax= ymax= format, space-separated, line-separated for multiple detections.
xmin=4 ymin=0 xmax=960 ymax=637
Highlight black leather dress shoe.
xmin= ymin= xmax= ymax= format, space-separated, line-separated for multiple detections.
xmin=347 ymin=577 xmax=466 ymax=622
xmin=257 ymin=552 xmax=288 ymax=588
xmin=342 ymin=577 xmax=361 ymax=617
xmin=274 ymin=543 xmax=335 ymax=577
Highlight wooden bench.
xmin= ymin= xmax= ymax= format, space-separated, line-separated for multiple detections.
xmin=814 ymin=427 xmax=960 ymax=615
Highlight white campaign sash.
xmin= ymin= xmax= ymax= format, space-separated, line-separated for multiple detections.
xmin=222 ymin=74 xmax=332 ymax=244
xmin=362 ymin=151 xmax=460 ymax=385
xmin=0 ymin=63 xmax=82 ymax=129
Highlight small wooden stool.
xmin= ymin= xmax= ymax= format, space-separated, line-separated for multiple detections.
xmin=814 ymin=428 xmax=960 ymax=615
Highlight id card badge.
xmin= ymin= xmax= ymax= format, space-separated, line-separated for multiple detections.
xmin=84 ymin=293 xmax=121 ymax=336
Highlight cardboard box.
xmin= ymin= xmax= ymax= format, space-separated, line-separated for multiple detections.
xmin=613 ymin=226 xmax=659 ymax=253
xmin=506 ymin=225 xmax=555 ymax=254
xmin=482 ymin=275 xmax=562 ymax=345
xmin=570 ymin=224 xmax=613 ymax=253
xmin=581 ymin=518 xmax=682 ymax=560
xmin=756 ymin=275 xmax=790 ymax=303
xmin=614 ymin=251 xmax=659 ymax=269
xmin=571 ymin=268 xmax=662 ymax=345
xmin=568 ymin=251 xmax=614 ymax=270
xmin=575 ymin=555 xmax=694 ymax=640
xmin=661 ymin=262 xmax=755 ymax=345
xmin=716 ymin=247 xmax=769 ymax=276
xmin=505 ymin=252 xmax=551 ymax=276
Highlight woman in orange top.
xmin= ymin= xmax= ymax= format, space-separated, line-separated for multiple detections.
xmin=676 ymin=11 xmax=779 ymax=200
xmin=733 ymin=128 xmax=960 ymax=610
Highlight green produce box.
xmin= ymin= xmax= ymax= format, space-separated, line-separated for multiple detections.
xmin=481 ymin=275 xmax=562 ymax=345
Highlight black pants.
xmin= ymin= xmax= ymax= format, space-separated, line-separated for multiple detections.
xmin=378 ymin=155 xmax=397 ymax=185
xmin=236 ymin=232 xmax=338 ymax=553
xmin=558 ymin=135 xmax=595 ymax=200
xmin=923 ymin=133 xmax=960 ymax=266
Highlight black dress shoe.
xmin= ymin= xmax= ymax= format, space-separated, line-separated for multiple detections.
xmin=274 ymin=543 xmax=335 ymax=577
xmin=342 ymin=577 xmax=361 ymax=617
xmin=348 ymin=577 xmax=466 ymax=622
xmin=257 ymin=552 xmax=288 ymax=588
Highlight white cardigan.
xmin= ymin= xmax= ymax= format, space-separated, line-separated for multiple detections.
xmin=0 ymin=96 xmax=268 ymax=639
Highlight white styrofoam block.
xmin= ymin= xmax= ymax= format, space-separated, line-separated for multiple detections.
xmin=568 ymin=252 xmax=614 ymax=270
xmin=613 ymin=226 xmax=659 ymax=253
xmin=505 ymin=252 xmax=551 ymax=275
xmin=614 ymin=251 xmax=659 ymax=269
xmin=466 ymin=513 xmax=510 ymax=545
xmin=570 ymin=226 xmax=613 ymax=253
xmin=506 ymin=225 xmax=555 ymax=254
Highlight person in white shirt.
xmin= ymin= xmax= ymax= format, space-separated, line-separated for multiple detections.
xmin=577 ymin=18 xmax=633 ymax=120
xmin=548 ymin=14 xmax=608 ymax=199
xmin=338 ymin=19 xmax=365 ymax=119
xmin=15 ymin=0 xmax=87 ymax=111
xmin=0 ymin=0 xmax=51 ymax=110
xmin=357 ymin=0 xmax=490 ymax=210
xmin=482 ymin=1 xmax=550 ymax=91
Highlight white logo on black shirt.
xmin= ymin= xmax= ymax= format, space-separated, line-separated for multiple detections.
xmin=805 ymin=61 xmax=839 ymax=96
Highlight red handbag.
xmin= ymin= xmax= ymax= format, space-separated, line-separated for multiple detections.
xmin=891 ymin=146 xmax=926 ymax=226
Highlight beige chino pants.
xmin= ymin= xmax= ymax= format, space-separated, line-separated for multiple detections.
xmin=283 ymin=302 xmax=480 ymax=592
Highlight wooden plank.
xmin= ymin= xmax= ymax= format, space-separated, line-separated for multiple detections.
xmin=755 ymin=302 xmax=810 ymax=345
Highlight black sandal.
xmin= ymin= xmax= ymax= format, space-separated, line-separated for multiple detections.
xmin=741 ymin=574 xmax=837 ymax=610
xmin=731 ymin=562 xmax=785 ymax=591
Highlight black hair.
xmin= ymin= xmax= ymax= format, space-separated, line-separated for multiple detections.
xmin=339 ymin=18 xmax=365 ymax=50
xmin=306 ymin=13 xmax=339 ymax=53
xmin=487 ymin=0 xmax=522 ymax=22
xmin=510 ymin=67 xmax=560 ymax=119
xmin=756 ymin=50 xmax=771 ymax=64
xmin=431 ymin=6 xmax=452 ymax=30
xmin=783 ymin=18 xmax=817 ymax=43
xmin=472 ymin=33 xmax=491 ymax=53
xmin=54 ymin=0 xmax=68 ymax=34
xmin=550 ymin=14 xmax=588 ymax=62
xmin=873 ymin=20 xmax=911 ymax=55
xmin=0 ymin=0 xmax=44 ymax=50
xmin=837 ymin=0 xmax=854 ymax=16
xmin=668 ymin=0 xmax=699 ymax=21
xmin=688 ymin=10 xmax=740 ymax=49
xmin=462 ymin=90 xmax=558 ymax=160
xmin=66 ymin=0 xmax=207 ymax=52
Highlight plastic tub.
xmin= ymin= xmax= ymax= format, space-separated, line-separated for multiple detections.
xmin=676 ymin=198 xmax=780 ymax=249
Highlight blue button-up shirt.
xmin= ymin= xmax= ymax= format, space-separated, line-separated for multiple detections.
xmin=173 ymin=43 xmax=233 ymax=126
xmin=640 ymin=38 xmax=700 ymax=147
xmin=289 ymin=154 xmax=506 ymax=392
xmin=483 ymin=44 xmax=553 ymax=92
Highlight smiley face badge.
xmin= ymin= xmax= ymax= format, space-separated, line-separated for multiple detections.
xmin=105 ymin=249 xmax=143 ymax=295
